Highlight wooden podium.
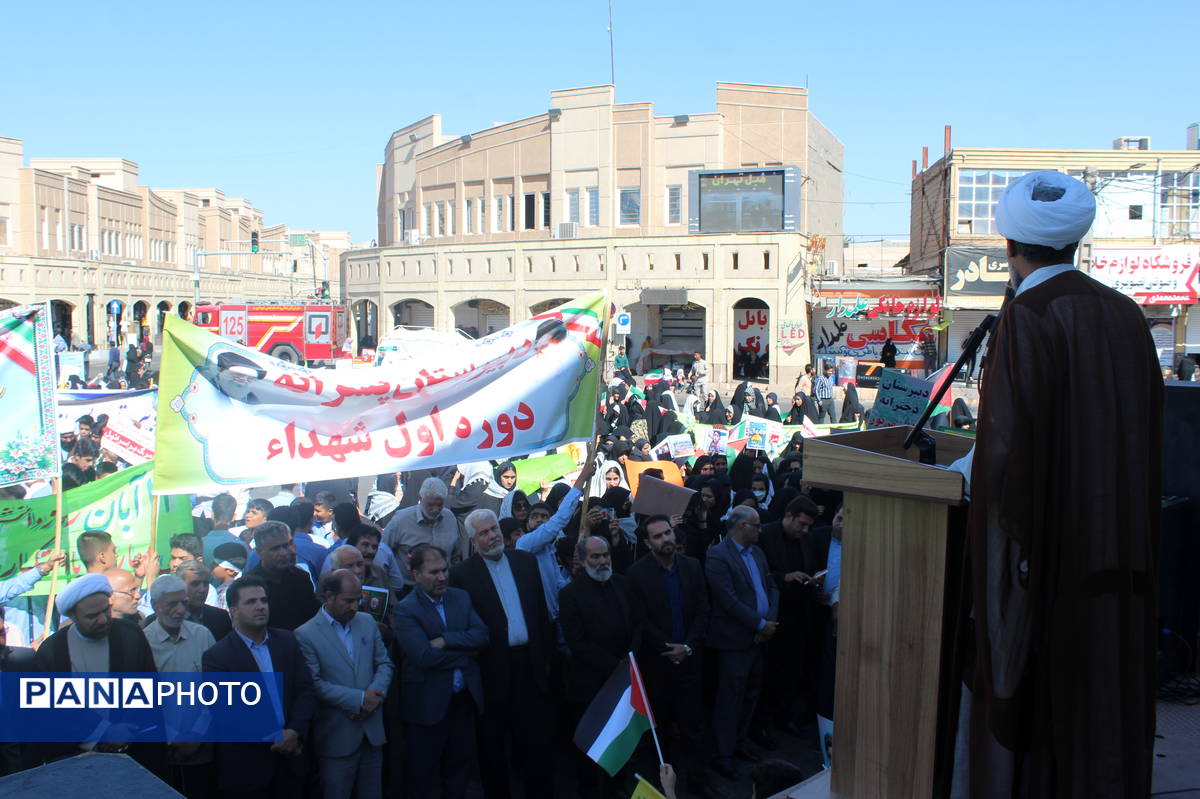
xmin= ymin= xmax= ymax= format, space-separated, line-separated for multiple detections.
xmin=793 ymin=426 xmax=974 ymax=799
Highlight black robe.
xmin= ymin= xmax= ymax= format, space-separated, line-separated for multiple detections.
xmin=966 ymin=270 xmax=1162 ymax=799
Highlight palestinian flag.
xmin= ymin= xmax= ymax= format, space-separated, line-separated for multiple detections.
xmin=574 ymin=655 xmax=655 ymax=777
xmin=925 ymin=364 xmax=955 ymax=416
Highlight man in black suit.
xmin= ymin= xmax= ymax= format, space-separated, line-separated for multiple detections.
xmin=758 ymin=495 xmax=829 ymax=736
xmin=705 ymin=506 xmax=779 ymax=779
xmin=245 ymin=521 xmax=320 ymax=631
xmin=201 ymin=576 xmax=315 ymax=798
xmin=626 ymin=515 xmax=713 ymax=797
xmin=449 ymin=508 xmax=554 ymax=799
xmin=394 ymin=543 xmax=489 ymax=799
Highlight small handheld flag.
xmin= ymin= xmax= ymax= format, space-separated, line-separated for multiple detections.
xmin=574 ymin=653 xmax=660 ymax=777
xmin=630 ymin=774 xmax=668 ymax=799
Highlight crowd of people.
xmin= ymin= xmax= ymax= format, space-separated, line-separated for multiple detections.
xmin=54 ymin=327 xmax=157 ymax=390
xmin=0 ymin=368 xmax=850 ymax=799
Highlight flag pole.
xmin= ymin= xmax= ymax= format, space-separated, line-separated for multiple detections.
xmin=628 ymin=650 xmax=664 ymax=766
xmin=41 ymin=477 xmax=64 ymax=637
xmin=582 ymin=297 xmax=613 ymax=532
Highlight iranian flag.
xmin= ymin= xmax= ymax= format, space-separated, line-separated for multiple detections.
xmin=574 ymin=654 xmax=656 ymax=777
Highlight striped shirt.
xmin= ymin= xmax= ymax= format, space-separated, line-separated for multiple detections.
xmin=814 ymin=375 xmax=835 ymax=400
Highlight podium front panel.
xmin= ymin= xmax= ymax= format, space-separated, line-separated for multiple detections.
xmin=830 ymin=491 xmax=951 ymax=799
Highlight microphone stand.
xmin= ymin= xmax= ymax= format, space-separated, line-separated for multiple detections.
xmin=902 ymin=313 xmax=997 ymax=464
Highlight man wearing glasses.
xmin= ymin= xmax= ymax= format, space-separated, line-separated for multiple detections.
xmin=705 ymin=505 xmax=780 ymax=780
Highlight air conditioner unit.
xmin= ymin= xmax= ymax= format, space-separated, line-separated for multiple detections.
xmin=404 ymin=230 xmax=420 ymax=246
xmin=825 ymin=259 xmax=840 ymax=275
xmin=557 ymin=222 xmax=579 ymax=239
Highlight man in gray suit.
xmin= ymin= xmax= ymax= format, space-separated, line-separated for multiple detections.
xmin=706 ymin=505 xmax=780 ymax=780
xmin=394 ymin=542 xmax=489 ymax=799
xmin=296 ymin=568 xmax=394 ymax=799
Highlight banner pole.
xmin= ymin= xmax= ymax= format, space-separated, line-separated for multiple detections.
xmin=41 ymin=477 xmax=64 ymax=639
xmin=582 ymin=297 xmax=613 ymax=533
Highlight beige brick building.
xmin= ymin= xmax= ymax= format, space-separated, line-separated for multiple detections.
xmin=0 ymin=136 xmax=346 ymax=348
xmin=346 ymin=82 xmax=845 ymax=386
xmin=910 ymin=130 xmax=1200 ymax=369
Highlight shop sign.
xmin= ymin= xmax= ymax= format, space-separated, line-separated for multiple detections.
xmin=812 ymin=317 xmax=928 ymax=364
xmin=777 ymin=320 xmax=808 ymax=353
xmin=819 ymin=294 xmax=941 ymax=321
xmin=1091 ymin=245 xmax=1200 ymax=305
xmin=946 ymin=247 xmax=1010 ymax=297
xmin=735 ymin=308 xmax=769 ymax=356
xmin=867 ymin=295 xmax=942 ymax=320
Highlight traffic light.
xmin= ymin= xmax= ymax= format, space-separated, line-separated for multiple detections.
xmin=250 ymin=231 xmax=259 ymax=253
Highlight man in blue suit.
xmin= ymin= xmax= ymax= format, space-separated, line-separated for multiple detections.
xmin=705 ymin=505 xmax=780 ymax=780
xmin=394 ymin=542 xmax=489 ymax=799
xmin=201 ymin=576 xmax=315 ymax=798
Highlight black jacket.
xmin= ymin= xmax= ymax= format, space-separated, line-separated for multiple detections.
xmin=202 ymin=627 xmax=315 ymax=791
xmin=449 ymin=550 xmax=553 ymax=704
xmin=626 ymin=553 xmax=709 ymax=659
xmin=559 ymin=573 xmax=635 ymax=702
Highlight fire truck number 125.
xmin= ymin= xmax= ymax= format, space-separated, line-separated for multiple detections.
xmin=220 ymin=312 xmax=247 ymax=342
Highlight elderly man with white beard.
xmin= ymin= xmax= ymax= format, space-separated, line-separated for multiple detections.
xmin=559 ymin=535 xmax=636 ymax=797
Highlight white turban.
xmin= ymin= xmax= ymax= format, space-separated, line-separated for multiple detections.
xmin=56 ymin=573 xmax=112 ymax=615
xmin=995 ymin=170 xmax=1095 ymax=250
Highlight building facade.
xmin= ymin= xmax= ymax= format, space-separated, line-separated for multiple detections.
xmin=910 ymin=131 xmax=1200 ymax=370
xmin=0 ymin=136 xmax=347 ymax=348
xmin=346 ymin=82 xmax=845 ymax=386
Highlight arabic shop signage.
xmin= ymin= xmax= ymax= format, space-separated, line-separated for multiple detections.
xmin=945 ymin=247 xmax=1010 ymax=297
xmin=778 ymin=320 xmax=808 ymax=353
xmin=735 ymin=308 xmax=769 ymax=356
xmin=819 ymin=294 xmax=942 ymax=321
xmin=813 ymin=318 xmax=928 ymax=364
xmin=1090 ymin=245 xmax=1200 ymax=305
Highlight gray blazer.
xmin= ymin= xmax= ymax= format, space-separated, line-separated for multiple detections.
xmin=296 ymin=609 xmax=394 ymax=758
xmin=705 ymin=535 xmax=780 ymax=651
xmin=394 ymin=586 xmax=489 ymax=726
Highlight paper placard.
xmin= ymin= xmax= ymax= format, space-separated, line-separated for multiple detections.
xmin=624 ymin=460 xmax=684 ymax=496
xmin=869 ymin=368 xmax=932 ymax=428
xmin=631 ymin=475 xmax=696 ymax=519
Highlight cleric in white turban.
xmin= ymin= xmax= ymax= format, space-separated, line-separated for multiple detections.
xmin=995 ymin=169 xmax=1095 ymax=251
xmin=55 ymin=572 xmax=112 ymax=616
xmin=958 ymin=164 xmax=1162 ymax=797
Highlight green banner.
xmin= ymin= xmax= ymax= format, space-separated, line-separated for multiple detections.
xmin=0 ymin=462 xmax=192 ymax=594
xmin=513 ymin=452 xmax=579 ymax=495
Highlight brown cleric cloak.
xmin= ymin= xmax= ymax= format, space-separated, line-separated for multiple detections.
xmin=967 ymin=269 xmax=1162 ymax=798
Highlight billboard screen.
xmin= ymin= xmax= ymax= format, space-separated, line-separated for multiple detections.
xmin=697 ymin=170 xmax=785 ymax=233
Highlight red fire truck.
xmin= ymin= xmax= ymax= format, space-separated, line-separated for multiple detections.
xmin=193 ymin=302 xmax=353 ymax=364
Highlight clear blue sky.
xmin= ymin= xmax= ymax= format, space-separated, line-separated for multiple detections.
xmin=6 ymin=0 xmax=1194 ymax=243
